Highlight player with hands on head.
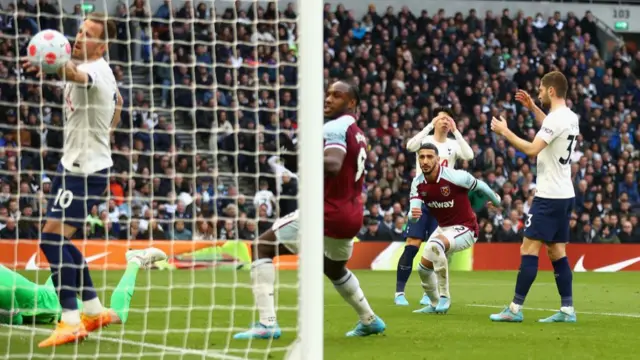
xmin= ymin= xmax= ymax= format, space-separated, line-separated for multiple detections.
xmin=23 ymin=13 xmax=123 ymax=347
xmin=409 ymin=143 xmax=501 ymax=314
xmin=233 ymin=81 xmax=385 ymax=340
xmin=395 ymin=107 xmax=474 ymax=306
xmin=490 ymin=71 xmax=579 ymax=323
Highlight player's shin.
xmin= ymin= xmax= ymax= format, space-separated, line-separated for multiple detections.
xmin=417 ymin=262 xmax=439 ymax=306
xmin=39 ymin=233 xmax=81 ymax=324
xmin=396 ymin=244 xmax=419 ymax=294
xmin=552 ymin=257 xmax=574 ymax=313
xmin=64 ymin=243 xmax=102 ymax=315
xmin=511 ymin=255 xmax=539 ymax=312
xmin=251 ymin=258 xmax=277 ymax=326
xmin=331 ymin=270 xmax=376 ymax=325
xmin=424 ymin=239 xmax=449 ymax=298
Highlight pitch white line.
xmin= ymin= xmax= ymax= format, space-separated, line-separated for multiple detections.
xmin=467 ymin=304 xmax=640 ymax=318
xmin=1 ymin=324 xmax=247 ymax=360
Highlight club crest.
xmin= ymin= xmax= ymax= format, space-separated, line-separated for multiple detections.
xmin=440 ymin=186 xmax=450 ymax=196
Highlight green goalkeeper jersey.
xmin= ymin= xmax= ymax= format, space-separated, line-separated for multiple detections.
xmin=0 ymin=265 xmax=81 ymax=325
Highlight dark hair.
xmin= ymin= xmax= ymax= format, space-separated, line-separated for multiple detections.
xmin=341 ymin=79 xmax=361 ymax=107
xmin=433 ymin=106 xmax=454 ymax=119
xmin=87 ymin=12 xmax=117 ymax=41
xmin=541 ymin=71 xmax=568 ymax=99
xmin=419 ymin=142 xmax=439 ymax=154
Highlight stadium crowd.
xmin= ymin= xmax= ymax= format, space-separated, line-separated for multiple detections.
xmin=0 ymin=0 xmax=638 ymax=244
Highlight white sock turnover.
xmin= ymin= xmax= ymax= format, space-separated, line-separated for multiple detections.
xmin=417 ymin=262 xmax=440 ymax=306
xmin=251 ymin=258 xmax=277 ymax=326
xmin=332 ymin=270 xmax=376 ymax=325
xmin=61 ymin=309 xmax=81 ymax=325
xmin=425 ymin=240 xmax=450 ymax=298
xmin=82 ymin=297 xmax=104 ymax=316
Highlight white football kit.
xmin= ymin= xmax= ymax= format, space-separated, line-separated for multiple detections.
xmin=62 ymin=58 xmax=117 ymax=174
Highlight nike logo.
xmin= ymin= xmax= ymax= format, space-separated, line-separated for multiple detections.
xmin=25 ymin=251 xmax=111 ymax=270
xmin=573 ymin=255 xmax=640 ymax=272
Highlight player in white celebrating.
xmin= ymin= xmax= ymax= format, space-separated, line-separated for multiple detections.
xmin=394 ymin=107 xmax=473 ymax=306
xmin=24 ymin=13 xmax=123 ymax=347
xmin=490 ymin=71 xmax=579 ymax=323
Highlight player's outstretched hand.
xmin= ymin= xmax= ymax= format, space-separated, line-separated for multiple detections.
xmin=21 ymin=59 xmax=43 ymax=78
xmin=410 ymin=207 xmax=422 ymax=219
xmin=515 ymin=90 xmax=535 ymax=108
xmin=490 ymin=116 xmax=508 ymax=136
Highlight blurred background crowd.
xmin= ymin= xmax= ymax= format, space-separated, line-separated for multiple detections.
xmin=0 ymin=0 xmax=638 ymax=244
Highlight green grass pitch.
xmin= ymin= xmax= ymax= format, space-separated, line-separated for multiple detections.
xmin=1 ymin=270 xmax=640 ymax=360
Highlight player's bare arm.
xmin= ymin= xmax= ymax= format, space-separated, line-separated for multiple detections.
xmin=406 ymin=117 xmax=436 ymax=152
xmin=448 ymin=117 xmax=474 ymax=160
xmin=324 ymin=148 xmax=346 ymax=176
xmin=515 ymin=90 xmax=546 ymax=127
xmin=491 ymin=116 xmax=547 ymax=157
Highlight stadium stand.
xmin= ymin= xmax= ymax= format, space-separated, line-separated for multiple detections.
xmin=0 ymin=0 xmax=638 ymax=245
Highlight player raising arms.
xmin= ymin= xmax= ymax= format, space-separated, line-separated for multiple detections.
xmin=395 ymin=108 xmax=474 ymax=306
xmin=234 ymin=81 xmax=385 ymax=340
xmin=490 ymin=71 xmax=579 ymax=323
xmin=0 ymin=248 xmax=166 ymax=326
xmin=23 ymin=13 xmax=123 ymax=347
xmin=410 ymin=143 xmax=500 ymax=314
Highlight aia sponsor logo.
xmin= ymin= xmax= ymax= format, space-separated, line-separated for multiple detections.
xmin=427 ymin=200 xmax=454 ymax=208
xmin=440 ymin=186 xmax=450 ymax=196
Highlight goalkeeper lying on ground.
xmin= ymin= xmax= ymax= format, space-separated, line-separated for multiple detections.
xmin=0 ymin=248 xmax=166 ymax=325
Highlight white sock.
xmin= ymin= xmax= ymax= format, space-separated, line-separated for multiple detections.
xmin=332 ymin=270 xmax=376 ymax=325
xmin=395 ymin=292 xmax=405 ymax=297
xmin=417 ymin=262 xmax=439 ymax=306
xmin=251 ymin=258 xmax=277 ymax=326
xmin=82 ymin=297 xmax=104 ymax=316
xmin=425 ymin=240 xmax=450 ymax=298
xmin=560 ymin=306 xmax=575 ymax=315
xmin=509 ymin=302 xmax=522 ymax=313
xmin=61 ymin=309 xmax=81 ymax=325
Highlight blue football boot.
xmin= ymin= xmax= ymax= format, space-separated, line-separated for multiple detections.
xmin=233 ymin=322 xmax=282 ymax=340
xmin=489 ymin=307 xmax=524 ymax=322
xmin=345 ymin=316 xmax=386 ymax=337
xmin=434 ymin=297 xmax=451 ymax=314
xmin=539 ymin=311 xmax=577 ymax=323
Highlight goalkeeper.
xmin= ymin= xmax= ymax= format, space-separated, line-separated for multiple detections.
xmin=0 ymin=248 xmax=166 ymax=326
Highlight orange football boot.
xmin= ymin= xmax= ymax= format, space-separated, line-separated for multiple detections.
xmin=81 ymin=310 xmax=114 ymax=332
xmin=38 ymin=321 xmax=88 ymax=348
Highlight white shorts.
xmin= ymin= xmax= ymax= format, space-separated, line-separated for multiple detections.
xmin=271 ymin=210 xmax=354 ymax=261
xmin=426 ymin=225 xmax=477 ymax=255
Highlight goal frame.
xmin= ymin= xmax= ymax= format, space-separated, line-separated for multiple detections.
xmin=296 ymin=0 xmax=325 ymax=359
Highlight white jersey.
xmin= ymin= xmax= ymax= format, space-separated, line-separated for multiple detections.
xmin=62 ymin=58 xmax=117 ymax=174
xmin=535 ymin=106 xmax=580 ymax=199
xmin=417 ymin=136 xmax=462 ymax=169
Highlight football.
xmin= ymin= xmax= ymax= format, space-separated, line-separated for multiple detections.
xmin=27 ymin=30 xmax=71 ymax=74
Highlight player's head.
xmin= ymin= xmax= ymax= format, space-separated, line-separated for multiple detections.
xmin=433 ymin=107 xmax=454 ymax=134
xmin=324 ymin=80 xmax=360 ymax=119
xmin=73 ymin=12 xmax=116 ymax=61
xmin=538 ymin=71 xmax=568 ymax=107
xmin=417 ymin=143 xmax=440 ymax=176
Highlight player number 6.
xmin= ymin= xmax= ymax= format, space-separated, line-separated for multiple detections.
xmin=355 ymin=148 xmax=367 ymax=181
xmin=53 ymin=188 xmax=74 ymax=209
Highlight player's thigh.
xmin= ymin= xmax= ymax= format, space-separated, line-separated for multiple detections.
xmin=323 ymin=236 xmax=354 ymax=262
xmin=404 ymin=206 xmax=437 ymax=244
xmin=271 ymin=210 xmax=300 ymax=255
xmin=440 ymin=225 xmax=477 ymax=254
xmin=46 ymin=166 xmax=108 ymax=232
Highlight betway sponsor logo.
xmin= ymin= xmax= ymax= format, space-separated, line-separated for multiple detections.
xmin=427 ymin=200 xmax=454 ymax=208
xmin=573 ymin=255 xmax=640 ymax=273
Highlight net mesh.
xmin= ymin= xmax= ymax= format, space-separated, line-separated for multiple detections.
xmin=0 ymin=0 xmax=301 ymax=358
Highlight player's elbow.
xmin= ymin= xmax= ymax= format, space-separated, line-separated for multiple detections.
xmin=525 ymin=147 xmax=542 ymax=157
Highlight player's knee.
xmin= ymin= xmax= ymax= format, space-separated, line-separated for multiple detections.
xmin=405 ymin=237 xmax=422 ymax=247
xmin=546 ymin=244 xmax=566 ymax=261
xmin=419 ymin=256 xmax=434 ymax=269
xmin=520 ymin=237 xmax=543 ymax=256
xmin=323 ymin=257 xmax=347 ymax=281
xmin=423 ymin=237 xmax=447 ymax=263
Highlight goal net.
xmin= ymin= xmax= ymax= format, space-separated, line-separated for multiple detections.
xmin=0 ymin=0 xmax=323 ymax=359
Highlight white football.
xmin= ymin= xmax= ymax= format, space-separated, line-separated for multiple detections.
xmin=27 ymin=30 xmax=71 ymax=74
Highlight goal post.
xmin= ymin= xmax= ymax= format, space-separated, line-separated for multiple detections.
xmin=296 ymin=0 xmax=325 ymax=358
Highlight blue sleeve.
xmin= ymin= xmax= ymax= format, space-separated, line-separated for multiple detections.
xmin=323 ymin=118 xmax=350 ymax=151
xmin=447 ymin=169 xmax=501 ymax=206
